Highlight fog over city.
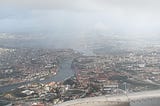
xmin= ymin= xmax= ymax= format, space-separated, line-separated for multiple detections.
xmin=0 ymin=0 xmax=160 ymax=38
xmin=2 ymin=1 xmax=160 ymax=106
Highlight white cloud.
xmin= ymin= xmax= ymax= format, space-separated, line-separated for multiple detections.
xmin=0 ymin=0 xmax=160 ymax=37
xmin=0 ymin=0 xmax=160 ymax=11
xmin=0 ymin=0 xmax=98 ymax=11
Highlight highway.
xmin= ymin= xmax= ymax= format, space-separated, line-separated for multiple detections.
xmin=55 ymin=89 xmax=160 ymax=106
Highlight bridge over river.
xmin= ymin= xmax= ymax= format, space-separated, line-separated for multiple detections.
xmin=55 ymin=90 xmax=160 ymax=106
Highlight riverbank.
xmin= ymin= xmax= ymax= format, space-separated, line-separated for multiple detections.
xmin=0 ymin=58 xmax=74 ymax=94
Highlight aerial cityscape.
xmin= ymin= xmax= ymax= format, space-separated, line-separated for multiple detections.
xmin=0 ymin=33 xmax=160 ymax=106
xmin=1 ymin=0 xmax=160 ymax=106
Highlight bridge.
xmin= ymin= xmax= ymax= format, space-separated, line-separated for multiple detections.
xmin=55 ymin=90 xmax=160 ymax=106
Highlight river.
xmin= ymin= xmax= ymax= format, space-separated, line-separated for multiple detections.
xmin=1 ymin=59 xmax=160 ymax=106
xmin=0 ymin=58 xmax=74 ymax=93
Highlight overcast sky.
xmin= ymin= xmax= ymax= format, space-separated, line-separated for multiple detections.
xmin=0 ymin=0 xmax=160 ymax=38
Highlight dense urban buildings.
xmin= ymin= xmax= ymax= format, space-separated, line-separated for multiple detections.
xmin=1 ymin=0 xmax=160 ymax=106
xmin=1 ymin=46 xmax=160 ymax=106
